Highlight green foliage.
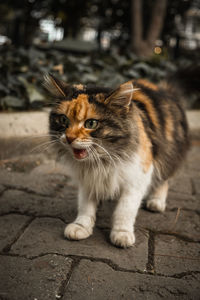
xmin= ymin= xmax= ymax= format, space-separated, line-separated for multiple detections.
xmin=0 ymin=45 xmax=189 ymax=111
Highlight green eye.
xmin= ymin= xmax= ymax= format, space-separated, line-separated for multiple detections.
xmin=84 ymin=119 xmax=98 ymax=129
xmin=59 ymin=114 xmax=70 ymax=128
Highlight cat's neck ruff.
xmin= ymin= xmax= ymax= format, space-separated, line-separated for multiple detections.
xmin=65 ymin=152 xmax=153 ymax=202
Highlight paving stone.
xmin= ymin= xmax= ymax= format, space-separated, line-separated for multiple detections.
xmin=0 ymin=214 xmax=31 ymax=252
xmin=167 ymin=191 xmax=199 ymax=211
xmin=186 ymin=146 xmax=200 ymax=170
xmin=0 ymin=168 xmax=69 ymax=197
xmin=0 ymin=141 xmax=199 ymax=299
xmin=0 ymin=189 xmax=77 ymax=222
xmin=0 ymin=254 xmax=73 ymax=300
xmin=137 ymin=209 xmax=200 ymax=242
xmin=0 ymin=152 xmax=69 ymax=175
xmin=169 ymin=176 xmax=193 ymax=195
xmin=0 ymin=155 xmax=45 ymax=173
xmin=0 ymin=137 xmax=51 ymax=160
xmin=10 ymin=217 xmax=148 ymax=271
xmin=184 ymin=167 xmax=200 ymax=179
xmin=96 ymin=200 xmax=116 ymax=228
xmin=0 ymin=184 xmax=6 ymax=195
xmin=30 ymin=158 xmax=70 ymax=176
xmin=192 ymin=177 xmax=200 ymax=195
xmin=154 ymin=234 xmax=200 ymax=276
xmin=181 ymin=147 xmax=200 ymax=178
xmin=63 ymin=260 xmax=200 ymax=300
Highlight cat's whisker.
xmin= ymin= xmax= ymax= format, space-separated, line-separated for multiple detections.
xmin=92 ymin=137 xmax=129 ymax=162
xmin=58 ymin=149 xmax=69 ymax=161
xmin=112 ymin=153 xmax=124 ymax=164
xmin=20 ymin=134 xmax=58 ymax=142
xmin=13 ymin=134 xmax=51 ymax=150
xmin=90 ymin=145 xmax=108 ymax=176
xmin=88 ymin=147 xmax=100 ymax=170
xmin=16 ymin=134 xmax=61 ymax=151
xmin=88 ymin=146 xmax=102 ymax=174
xmin=92 ymin=142 xmax=116 ymax=167
xmin=30 ymin=139 xmax=59 ymax=154
xmin=42 ymin=141 xmax=60 ymax=153
xmin=95 ymin=149 xmax=106 ymax=176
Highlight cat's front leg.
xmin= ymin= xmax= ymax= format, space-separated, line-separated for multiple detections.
xmin=110 ymin=188 xmax=143 ymax=248
xmin=64 ymin=187 xmax=97 ymax=240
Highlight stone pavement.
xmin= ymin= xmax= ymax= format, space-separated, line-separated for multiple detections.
xmin=0 ymin=138 xmax=200 ymax=300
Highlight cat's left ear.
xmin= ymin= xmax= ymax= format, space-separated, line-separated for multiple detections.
xmin=104 ymin=82 xmax=134 ymax=109
xmin=43 ymin=73 xmax=69 ymax=98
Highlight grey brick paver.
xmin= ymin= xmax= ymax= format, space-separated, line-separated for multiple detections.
xmin=167 ymin=191 xmax=198 ymax=210
xmin=0 ymin=168 xmax=68 ymax=197
xmin=154 ymin=234 xmax=200 ymax=275
xmin=0 ymin=189 xmax=77 ymax=222
xmin=169 ymin=176 xmax=193 ymax=195
xmin=192 ymin=177 xmax=200 ymax=195
xmin=0 ymin=214 xmax=32 ymax=252
xmin=0 ymin=254 xmax=73 ymax=300
xmin=0 ymin=140 xmax=200 ymax=299
xmin=10 ymin=217 xmax=148 ymax=271
xmin=0 ymin=184 xmax=6 ymax=195
xmin=137 ymin=209 xmax=200 ymax=241
xmin=63 ymin=260 xmax=200 ymax=300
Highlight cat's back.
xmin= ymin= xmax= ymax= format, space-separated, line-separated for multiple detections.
xmin=132 ymin=79 xmax=187 ymax=131
xmin=131 ymin=79 xmax=190 ymax=180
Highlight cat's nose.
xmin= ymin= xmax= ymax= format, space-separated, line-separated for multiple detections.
xmin=66 ymin=136 xmax=76 ymax=144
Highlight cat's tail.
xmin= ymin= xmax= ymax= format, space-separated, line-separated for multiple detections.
xmin=160 ymin=64 xmax=200 ymax=108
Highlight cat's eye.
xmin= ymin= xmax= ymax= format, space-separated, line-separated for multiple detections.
xmin=59 ymin=114 xmax=70 ymax=128
xmin=84 ymin=119 xmax=99 ymax=129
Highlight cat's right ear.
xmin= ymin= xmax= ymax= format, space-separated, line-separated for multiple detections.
xmin=104 ymin=82 xmax=134 ymax=109
xmin=43 ymin=74 xmax=69 ymax=98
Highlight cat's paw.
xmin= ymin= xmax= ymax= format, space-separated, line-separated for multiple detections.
xmin=64 ymin=223 xmax=91 ymax=240
xmin=110 ymin=230 xmax=135 ymax=248
xmin=146 ymin=198 xmax=166 ymax=212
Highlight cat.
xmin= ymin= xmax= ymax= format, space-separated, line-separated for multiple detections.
xmin=45 ymin=74 xmax=189 ymax=248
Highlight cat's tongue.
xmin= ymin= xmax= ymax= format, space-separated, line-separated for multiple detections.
xmin=73 ymin=148 xmax=88 ymax=160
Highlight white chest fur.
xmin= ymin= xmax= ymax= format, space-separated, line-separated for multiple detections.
xmin=70 ymin=153 xmax=153 ymax=202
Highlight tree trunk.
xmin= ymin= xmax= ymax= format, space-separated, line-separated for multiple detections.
xmin=147 ymin=0 xmax=167 ymax=47
xmin=131 ymin=0 xmax=167 ymax=58
xmin=131 ymin=0 xmax=143 ymax=50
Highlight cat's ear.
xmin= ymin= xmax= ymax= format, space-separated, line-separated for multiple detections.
xmin=43 ymin=74 xmax=69 ymax=98
xmin=104 ymin=82 xmax=135 ymax=109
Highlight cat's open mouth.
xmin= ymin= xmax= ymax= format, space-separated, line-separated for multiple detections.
xmin=72 ymin=148 xmax=88 ymax=160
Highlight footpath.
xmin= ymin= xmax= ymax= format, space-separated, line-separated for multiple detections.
xmin=0 ymin=113 xmax=199 ymax=299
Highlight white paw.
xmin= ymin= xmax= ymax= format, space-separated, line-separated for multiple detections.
xmin=146 ymin=198 xmax=166 ymax=212
xmin=110 ymin=230 xmax=135 ymax=248
xmin=64 ymin=223 xmax=91 ymax=240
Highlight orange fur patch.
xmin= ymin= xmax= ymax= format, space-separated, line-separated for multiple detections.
xmin=137 ymin=79 xmax=158 ymax=91
xmin=132 ymin=90 xmax=160 ymax=129
xmin=56 ymin=94 xmax=99 ymax=140
xmin=136 ymin=112 xmax=153 ymax=172
xmin=164 ymin=108 xmax=174 ymax=141
xmin=57 ymin=94 xmax=96 ymax=121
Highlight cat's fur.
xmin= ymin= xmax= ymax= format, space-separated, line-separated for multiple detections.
xmin=45 ymin=74 xmax=189 ymax=248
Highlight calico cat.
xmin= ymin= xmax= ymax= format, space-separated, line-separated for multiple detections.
xmin=45 ymin=74 xmax=189 ymax=248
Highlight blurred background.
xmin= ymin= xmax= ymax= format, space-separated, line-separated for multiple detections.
xmin=0 ymin=0 xmax=200 ymax=111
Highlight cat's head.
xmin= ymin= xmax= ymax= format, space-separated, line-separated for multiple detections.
xmin=45 ymin=74 xmax=137 ymax=162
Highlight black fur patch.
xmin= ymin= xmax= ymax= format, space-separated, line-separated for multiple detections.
xmin=137 ymin=84 xmax=166 ymax=130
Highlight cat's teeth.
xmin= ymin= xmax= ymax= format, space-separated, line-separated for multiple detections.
xmin=73 ymin=148 xmax=88 ymax=160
